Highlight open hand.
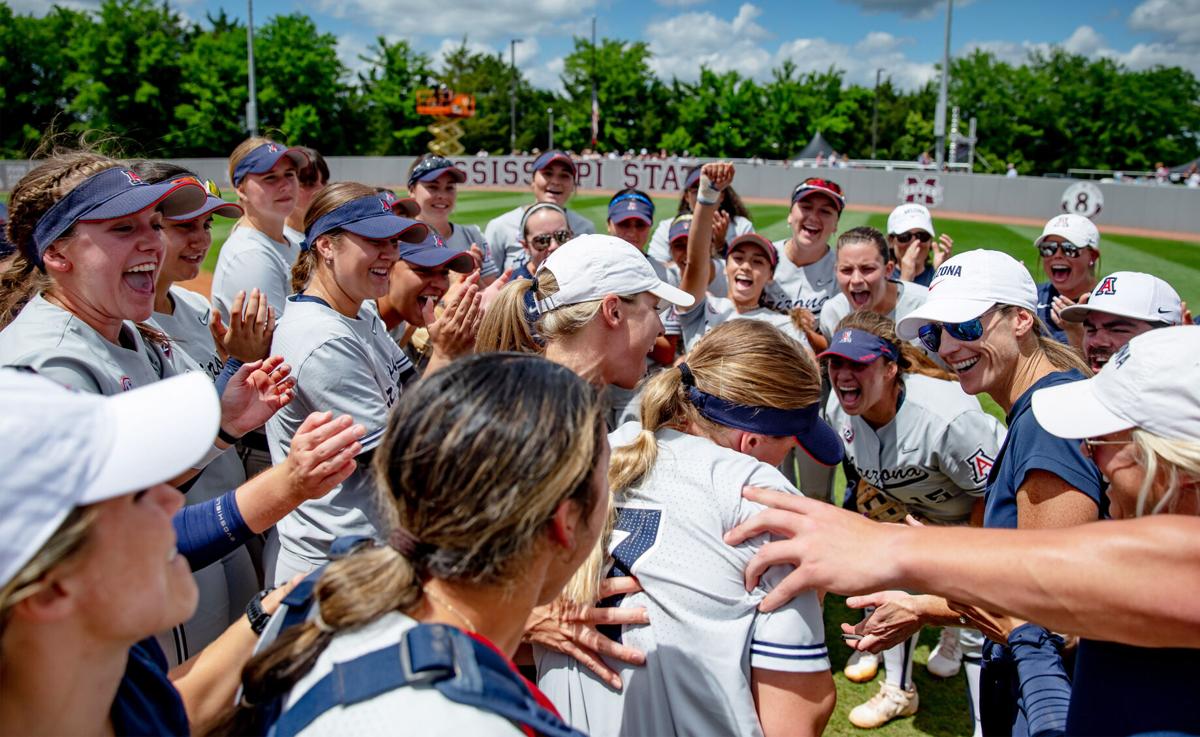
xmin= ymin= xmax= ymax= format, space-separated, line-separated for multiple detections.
xmin=219 ymin=356 xmax=296 ymax=438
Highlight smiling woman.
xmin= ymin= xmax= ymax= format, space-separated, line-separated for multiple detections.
xmin=819 ymin=226 xmax=929 ymax=345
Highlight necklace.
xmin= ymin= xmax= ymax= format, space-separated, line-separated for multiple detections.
xmin=424 ymin=588 xmax=478 ymax=633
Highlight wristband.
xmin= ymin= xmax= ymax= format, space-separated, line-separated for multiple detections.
xmin=245 ymin=587 xmax=275 ymax=635
xmin=697 ymin=174 xmax=721 ymax=206
xmin=217 ymin=426 xmax=242 ymax=445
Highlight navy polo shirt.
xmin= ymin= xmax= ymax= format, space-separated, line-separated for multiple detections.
xmin=1036 ymin=282 xmax=1070 ymax=344
xmin=983 ymin=369 xmax=1104 ymax=530
xmin=1067 ymin=639 xmax=1200 ymax=735
xmin=112 ymin=638 xmax=189 ymax=736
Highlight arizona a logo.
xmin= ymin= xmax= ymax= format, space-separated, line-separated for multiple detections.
xmin=1095 ymin=276 xmax=1118 ymax=296
xmin=122 ymin=170 xmax=145 ymax=186
xmin=966 ymin=448 xmax=995 ymax=483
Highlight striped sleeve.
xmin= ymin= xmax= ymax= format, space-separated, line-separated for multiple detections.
xmin=750 ymin=590 xmax=830 ymax=673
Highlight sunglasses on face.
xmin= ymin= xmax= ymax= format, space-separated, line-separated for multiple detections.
xmin=527 ymin=229 xmax=573 ymax=251
xmin=917 ymin=307 xmax=1000 ymax=353
xmin=1038 ymin=241 xmax=1085 ymax=258
xmin=894 ymin=230 xmax=932 ymax=244
xmin=1080 ymin=438 xmax=1132 ymax=460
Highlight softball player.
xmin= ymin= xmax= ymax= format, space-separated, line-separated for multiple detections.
xmin=407 ymin=154 xmax=500 ymax=282
xmin=265 ymin=182 xmax=429 ymax=584
xmin=819 ymin=226 xmax=929 ymax=342
xmin=886 ymin=203 xmax=953 ymax=287
xmin=131 ymin=161 xmax=267 ymax=665
xmin=538 ymin=319 xmax=841 ymax=737
xmin=761 ymin=177 xmax=844 ymax=352
xmin=484 ymin=150 xmax=595 ymax=273
xmin=210 ymin=138 xmax=310 ymax=323
xmin=675 ymin=163 xmax=808 ymax=353
xmin=646 ymin=166 xmax=755 ymax=263
xmin=1034 ymin=214 xmax=1101 ymax=344
xmin=820 ymin=312 xmax=1004 ymax=733
xmin=284 ymin=145 xmax=329 ymax=246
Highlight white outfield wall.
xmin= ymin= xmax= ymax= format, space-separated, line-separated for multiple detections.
xmin=3 ymin=156 xmax=1197 ymax=237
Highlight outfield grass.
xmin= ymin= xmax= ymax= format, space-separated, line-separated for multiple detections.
xmin=205 ymin=191 xmax=1197 ymax=736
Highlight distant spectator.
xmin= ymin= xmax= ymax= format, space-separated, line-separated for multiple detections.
xmin=1185 ymin=164 xmax=1199 ymax=189
xmin=1006 ymin=162 xmax=1018 ymax=178
xmin=917 ymin=150 xmax=933 ymax=167
xmin=1155 ymin=161 xmax=1169 ymax=184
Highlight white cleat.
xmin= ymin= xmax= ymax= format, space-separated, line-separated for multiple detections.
xmin=927 ymin=627 xmax=963 ymax=678
xmin=843 ymin=649 xmax=880 ymax=683
xmin=848 ymin=682 xmax=920 ymax=729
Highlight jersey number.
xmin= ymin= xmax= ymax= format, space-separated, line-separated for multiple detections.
xmin=598 ymin=507 xmax=662 ymax=643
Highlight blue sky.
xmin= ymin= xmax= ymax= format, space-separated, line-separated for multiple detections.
xmin=16 ymin=0 xmax=1200 ymax=90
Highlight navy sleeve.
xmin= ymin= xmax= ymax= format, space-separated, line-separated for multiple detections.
xmin=1008 ymin=623 xmax=1070 ymax=737
xmin=1008 ymin=420 xmax=1104 ymax=509
xmin=172 ymin=489 xmax=255 ymax=571
xmin=214 ymin=357 xmax=243 ymax=396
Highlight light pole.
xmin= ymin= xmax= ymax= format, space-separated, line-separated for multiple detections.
xmin=246 ymin=0 xmax=258 ymax=137
xmin=934 ymin=0 xmax=953 ymax=170
xmin=547 ymin=107 xmax=554 ymax=150
xmin=510 ymin=38 xmax=523 ymax=154
xmin=871 ymin=68 xmax=883 ymax=160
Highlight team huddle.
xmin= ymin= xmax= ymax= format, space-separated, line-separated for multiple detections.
xmin=0 ymin=140 xmax=1198 ymax=737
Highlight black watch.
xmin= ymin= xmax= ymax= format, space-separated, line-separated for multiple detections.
xmin=245 ymin=587 xmax=274 ymax=635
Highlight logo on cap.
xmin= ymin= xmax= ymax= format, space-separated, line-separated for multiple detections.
xmin=839 ymin=330 xmax=853 ymax=344
xmin=1095 ymin=276 xmax=1118 ymax=296
xmin=1111 ymin=342 xmax=1131 ymax=369
xmin=936 ymin=264 xmax=962 ymax=278
xmin=432 ymin=234 xmax=444 ymax=247
xmin=379 ymin=197 xmax=391 ymax=212
xmin=122 ymin=170 xmax=145 ymax=186
xmin=267 ymin=143 xmax=280 ymax=153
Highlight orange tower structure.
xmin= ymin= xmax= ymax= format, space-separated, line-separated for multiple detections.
xmin=415 ymin=87 xmax=477 ymax=157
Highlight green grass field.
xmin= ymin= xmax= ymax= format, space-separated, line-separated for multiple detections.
xmin=202 ymin=191 xmax=1197 ymax=736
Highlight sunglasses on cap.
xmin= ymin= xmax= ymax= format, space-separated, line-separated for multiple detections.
xmin=917 ymin=306 xmax=1001 ymax=353
xmin=801 ymin=177 xmax=844 ymax=196
xmin=894 ymin=230 xmax=932 ymax=245
xmin=408 ymin=155 xmax=457 ymax=186
xmin=527 ymin=229 xmax=573 ymax=251
xmin=1037 ymin=241 xmax=1086 ymax=259
xmin=175 ymin=176 xmax=222 ymax=199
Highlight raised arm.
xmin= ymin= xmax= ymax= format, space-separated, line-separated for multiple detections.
xmin=681 ymin=162 xmax=734 ymax=305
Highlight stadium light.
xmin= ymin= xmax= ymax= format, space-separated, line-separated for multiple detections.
xmin=934 ymin=0 xmax=953 ymax=169
xmin=510 ymin=39 xmax=523 ymax=153
xmin=246 ymin=0 xmax=258 ymax=137
xmin=872 ymin=68 xmax=883 ymax=160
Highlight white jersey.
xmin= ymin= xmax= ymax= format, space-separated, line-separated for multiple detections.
xmin=211 ymin=225 xmax=302 ymax=324
xmin=266 ymin=296 xmax=414 ymax=582
xmin=280 ymin=611 xmax=524 ymax=737
xmin=825 ymin=374 xmax=1006 ymax=523
xmin=676 ymin=294 xmax=809 ymax=354
xmin=537 ymin=423 xmax=829 ymax=737
xmin=665 ymin=257 xmax=729 ymax=300
xmin=0 ymin=294 xmax=180 ymax=394
xmin=441 ymin=222 xmax=500 ymax=278
xmin=484 ymin=205 xmax=596 ymax=273
xmin=151 ymin=286 xmax=222 ymax=379
xmin=819 ymin=280 xmax=929 ymax=340
xmin=647 ymin=214 xmax=755 ymax=263
xmin=761 ymin=242 xmax=838 ymax=317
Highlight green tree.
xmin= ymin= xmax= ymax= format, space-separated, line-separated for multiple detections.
xmin=555 ymin=37 xmax=666 ymax=153
xmin=167 ymin=10 xmax=249 ymax=156
xmin=254 ymin=13 xmax=349 ymax=151
xmin=64 ymin=0 xmax=190 ymax=154
xmin=0 ymin=4 xmax=89 ymax=157
xmin=355 ymin=37 xmax=434 ymax=155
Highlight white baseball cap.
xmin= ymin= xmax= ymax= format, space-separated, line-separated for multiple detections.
xmin=896 ymin=249 xmax=1038 ymax=340
xmin=1031 ymin=325 xmax=1200 ymax=440
xmin=0 ymin=370 xmax=220 ymax=588
xmin=1035 ymin=213 xmax=1100 ymax=251
xmin=887 ymin=204 xmax=934 ymax=236
xmin=1060 ymin=271 xmax=1183 ymax=325
xmin=535 ymin=234 xmax=695 ymax=314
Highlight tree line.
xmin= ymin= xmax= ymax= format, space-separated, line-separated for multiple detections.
xmin=2 ymin=0 xmax=1198 ymax=174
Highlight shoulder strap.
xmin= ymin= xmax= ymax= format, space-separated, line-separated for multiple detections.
xmin=267 ymin=624 xmax=584 ymax=737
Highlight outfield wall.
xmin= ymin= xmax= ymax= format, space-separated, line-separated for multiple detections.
xmin=3 ymin=156 xmax=1197 ymax=236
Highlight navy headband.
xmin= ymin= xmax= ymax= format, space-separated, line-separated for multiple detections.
xmin=30 ymin=168 xmax=206 ymax=265
xmin=678 ymin=363 xmax=843 ymax=465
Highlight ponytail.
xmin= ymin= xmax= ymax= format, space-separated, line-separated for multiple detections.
xmin=475 ymin=278 xmax=540 ymax=354
xmin=291 ymin=249 xmax=317 ymax=294
xmin=201 ymin=543 xmax=423 ymax=737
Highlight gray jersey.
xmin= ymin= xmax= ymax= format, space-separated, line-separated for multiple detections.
xmin=819 ymin=280 xmax=930 ymax=340
xmin=761 ymin=242 xmax=838 ymax=316
xmin=266 ymin=297 xmax=414 ymax=581
xmin=647 ymin=214 xmax=755 ymax=263
xmin=825 ymin=374 xmax=1006 ymax=523
xmin=676 ymin=294 xmax=809 ymax=354
xmin=484 ymin=205 xmax=596 ymax=273
xmin=211 ymin=225 xmax=302 ymax=323
xmin=0 ymin=294 xmax=179 ymax=394
xmin=442 ymin=222 xmax=500 ymax=278
xmin=283 ymin=224 xmax=305 ymax=249
xmin=152 ymin=286 xmax=222 ymax=379
xmin=665 ymin=257 xmax=729 ymax=299
xmin=537 ymin=423 xmax=829 ymax=737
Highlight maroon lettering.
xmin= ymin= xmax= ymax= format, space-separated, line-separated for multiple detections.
xmin=503 ymin=160 xmax=520 ymax=185
xmin=662 ymin=166 xmax=680 ymax=191
xmin=642 ymin=163 xmax=662 ymax=190
xmin=623 ymin=162 xmax=638 ymax=189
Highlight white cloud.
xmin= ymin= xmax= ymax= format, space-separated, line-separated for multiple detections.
xmin=5 ymin=0 xmax=101 ymax=14
xmin=777 ymin=32 xmax=937 ymax=89
xmin=644 ymin=3 xmax=773 ymax=80
xmin=314 ymin=0 xmax=596 ymax=40
xmin=527 ymin=56 xmax=566 ymax=94
xmin=1129 ymin=0 xmax=1200 ymax=44
xmin=839 ymin=0 xmax=973 ymax=20
xmin=655 ymin=0 xmax=708 ymax=6
xmin=965 ymin=23 xmax=1200 ymax=78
